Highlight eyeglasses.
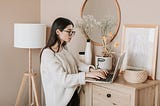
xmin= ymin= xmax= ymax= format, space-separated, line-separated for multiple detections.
xmin=63 ymin=30 xmax=76 ymax=36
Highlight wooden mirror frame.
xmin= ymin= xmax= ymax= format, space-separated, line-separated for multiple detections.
xmin=80 ymin=0 xmax=121 ymax=46
xmin=121 ymin=24 xmax=159 ymax=80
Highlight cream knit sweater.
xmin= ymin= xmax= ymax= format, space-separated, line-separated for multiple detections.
xmin=40 ymin=48 xmax=93 ymax=106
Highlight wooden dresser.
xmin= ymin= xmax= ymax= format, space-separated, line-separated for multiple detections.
xmin=80 ymin=75 xmax=160 ymax=106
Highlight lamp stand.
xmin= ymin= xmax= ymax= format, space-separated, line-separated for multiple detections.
xmin=15 ymin=49 xmax=40 ymax=106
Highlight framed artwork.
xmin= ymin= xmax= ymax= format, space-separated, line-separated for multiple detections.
xmin=121 ymin=24 xmax=159 ymax=80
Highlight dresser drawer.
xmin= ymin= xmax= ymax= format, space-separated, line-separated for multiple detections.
xmin=93 ymin=85 xmax=130 ymax=106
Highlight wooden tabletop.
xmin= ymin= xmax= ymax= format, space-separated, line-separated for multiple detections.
xmin=91 ymin=74 xmax=160 ymax=90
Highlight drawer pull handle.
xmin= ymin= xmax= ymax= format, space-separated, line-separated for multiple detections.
xmin=113 ymin=103 xmax=117 ymax=105
xmin=106 ymin=94 xmax=111 ymax=98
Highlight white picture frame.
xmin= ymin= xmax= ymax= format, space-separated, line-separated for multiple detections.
xmin=121 ymin=24 xmax=159 ymax=80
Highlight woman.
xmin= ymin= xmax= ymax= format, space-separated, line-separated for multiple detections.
xmin=40 ymin=17 xmax=107 ymax=106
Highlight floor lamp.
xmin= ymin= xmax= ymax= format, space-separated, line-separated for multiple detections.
xmin=14 ymin=23 xmax=46 ymax=106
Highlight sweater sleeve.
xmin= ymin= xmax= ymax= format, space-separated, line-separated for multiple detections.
xmin=67 ymin=50 xmax=95 ymax=72
xmin=41 ymin=49 xmax=86 ymax=88
xmin=77 ymin=60 xmax=95 ymax=72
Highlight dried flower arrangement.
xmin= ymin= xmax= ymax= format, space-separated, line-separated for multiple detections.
xmin=75 ymin=15 xmax=97 ymax=38
xmin=101 ymin=33 xmax=119 ymax=57
xmin=97 ymin=15 xmax=117 ymax=36
xmin=76 ymin=15 xmax=118 ymax=57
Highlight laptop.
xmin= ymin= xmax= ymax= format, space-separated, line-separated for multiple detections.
xmin=86 ymin=53 xmax=125 ymax=83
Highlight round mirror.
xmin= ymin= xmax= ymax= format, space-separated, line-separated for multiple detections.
xmin=81 ymin=0 xmax=121 ymax=46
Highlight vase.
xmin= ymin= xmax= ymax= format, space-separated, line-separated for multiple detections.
xmin=95 ymin=55 xmax=112 ymax=70
xmin=85 ymin=39 xmax=92 ymax=65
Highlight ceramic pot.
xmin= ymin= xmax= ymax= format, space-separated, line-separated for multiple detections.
xmin=95 ymin=56 xmax=112 ymax=70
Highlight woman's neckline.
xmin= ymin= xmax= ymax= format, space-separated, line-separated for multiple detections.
xmin=48 ymin=47 xmax=65 ymax=54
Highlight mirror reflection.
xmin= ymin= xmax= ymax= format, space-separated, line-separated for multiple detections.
xmin=81 ymin=0 xmax=121 ymax=45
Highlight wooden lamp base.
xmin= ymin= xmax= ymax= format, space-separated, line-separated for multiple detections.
xmin=15 ymin=72 xmax=40 ymax=106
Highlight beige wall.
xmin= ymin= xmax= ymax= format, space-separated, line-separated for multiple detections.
xmin=41 ymin=0 xmax=160 ymax=80
xmin=0 ymin=0 xmax=40 ymax=105
xmin=1 ymin=0 xmax=160 ymax=105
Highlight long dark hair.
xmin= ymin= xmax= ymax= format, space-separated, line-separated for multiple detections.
xmin=40 ymin=17 xmax=74 ymax=59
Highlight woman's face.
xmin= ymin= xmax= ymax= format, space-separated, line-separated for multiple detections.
xmin=56 ymin=24 xmax=75 ymax=43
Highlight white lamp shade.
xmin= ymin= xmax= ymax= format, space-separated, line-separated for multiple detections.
xmin=14 ymin=23 xmax=46 ymax=48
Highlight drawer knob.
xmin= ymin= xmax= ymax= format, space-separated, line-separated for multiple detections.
xmin=106 ymin=94 xmax=111 ymax=98
xmin=113 ymin=103 xmax=117 ymax=105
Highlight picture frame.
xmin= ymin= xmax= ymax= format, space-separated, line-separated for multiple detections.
xmin=121 ymin=24 xmax=159 ymax=80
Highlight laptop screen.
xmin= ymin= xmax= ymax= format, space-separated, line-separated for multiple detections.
xmin=112 ymin=53 xmax=125 ymax=82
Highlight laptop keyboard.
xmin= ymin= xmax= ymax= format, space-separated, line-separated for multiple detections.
xmin=97 ymin=73 xmax=113 ymax=82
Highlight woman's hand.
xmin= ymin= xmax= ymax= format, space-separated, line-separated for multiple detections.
xmin=86 ymin=68 xmax=108 ymax=79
